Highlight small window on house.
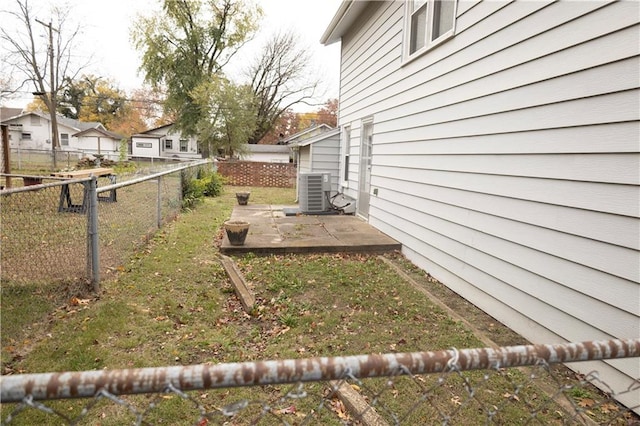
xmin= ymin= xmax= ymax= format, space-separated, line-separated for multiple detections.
xmin=21 ymin=132 xmax=32 ymax=140
xmin=406 ymin=0 xmax=457 ymax=59
xmin=410 ymin=0 xmax=428 ymax=53
xmin=165 ymin=139 xmax=173 ymax=150
xmin=136 ymin=142 xmax=153 ymax=148
xmin=30 ymin=115 xmax=40 ymax=126
xmin=180 ymin=139 xmax=188 ymax=152
xmin=343 ymin=126 xmax=351 ymax=182
xmin=61 ymin=133 xmax=69 ymax=146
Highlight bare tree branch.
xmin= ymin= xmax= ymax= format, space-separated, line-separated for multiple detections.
xmin=245 ymin=29 xmax=321 ymax=144
xmin=0 ymin=0 xmax=88 ymax=156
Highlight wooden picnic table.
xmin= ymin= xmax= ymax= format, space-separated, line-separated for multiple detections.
xmin=52 ymin=168 xmax=117 ymax=213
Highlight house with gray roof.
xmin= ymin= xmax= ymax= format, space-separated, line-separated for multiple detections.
xmin=0 ymin=108 xmax=124 ymax=160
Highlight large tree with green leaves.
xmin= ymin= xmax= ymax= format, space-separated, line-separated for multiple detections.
xmin=192 ymin=76 xmax=256 ymax=158
xmin=132 ymin=0 xmax=261 ymax=142
xmin=58 ymin=75 xmax=126 ymax=125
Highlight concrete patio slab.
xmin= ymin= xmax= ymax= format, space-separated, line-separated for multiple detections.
xmin=221 ymin=204 xmax=401 ymax=255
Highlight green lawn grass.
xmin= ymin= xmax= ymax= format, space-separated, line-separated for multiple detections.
xmin=1 ymin=185 xmax=633 ymax=425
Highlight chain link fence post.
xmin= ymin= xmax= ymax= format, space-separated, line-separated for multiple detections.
xmin=87 ymin=175 xmax=100 ymax=292
xmin=157 ymin=175 xmax=162 ymax=229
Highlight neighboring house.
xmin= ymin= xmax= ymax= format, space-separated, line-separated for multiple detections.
xmin=131 ymin=123 xmax=201 ymax=160
xmin=322 ymin=0 xmax=639 ymax=410
xmin=241 ymin=144 xmax=291 ymax=163
xmin=71 ymin=127 xmax=124 ymax=160
xmin=0 ymin=108 xmax=123 ymax=160
xmin=293 ymin=127 xmax=341 ymax=194
xmin=281 ymin=123 xmax=333 ymax=145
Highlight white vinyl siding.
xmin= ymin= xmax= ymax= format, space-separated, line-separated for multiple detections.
xmin=299 ymin=149 xmax=310 ymax=171
xmin=298 ymin=130 xmax=341 ymax=194
xmin=337 ymin=0 xmax=640 ymax=409
xmin=310 ymin=136 xmax=340 ymax=193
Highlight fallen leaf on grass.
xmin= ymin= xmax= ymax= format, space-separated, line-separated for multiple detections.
xmin=503 ymin=392 xmax=520 ymax=402
xmin=333 ymin=400 xmax=349 ymax=420
xmin=277 ymin=326 xmax=290 ymax=336
xmin=274 ymin=405 xmax=296 ymax=415
xmin=578 ymin=398 xmax=596 ymax=408
xmin=599 ymin=402 xmax=619 ymax=414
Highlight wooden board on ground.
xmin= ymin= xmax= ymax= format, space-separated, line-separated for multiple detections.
xmin=219 ymin=254 xmax=255 ymax=312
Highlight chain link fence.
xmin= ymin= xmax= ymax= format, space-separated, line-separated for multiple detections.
xmin=4 ymin=148 xmax=86 ymax=171
xmin=1 ymin=339 xmax=638 ymax=425
xmin=3 ymin=147 xmax=191 ymax=174
xmin=0 ymin=160 xmax=212 ymax=292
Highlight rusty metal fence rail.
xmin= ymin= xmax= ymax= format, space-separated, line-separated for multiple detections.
xmin=2 ymin=338 xmax=639 ymax=425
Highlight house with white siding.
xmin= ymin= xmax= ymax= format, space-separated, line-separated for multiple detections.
xmin=241 ymin=144 xmax=291 ymax=163
xmin=71 ymin=127 xmax=124 ymax=160
xmin=322 ymin=0 xmax=639 ymax=410
xmin=131 ymin=123 xmax=201 ymax=160
xmin=1 ymin=108 xmax=123 ymax=159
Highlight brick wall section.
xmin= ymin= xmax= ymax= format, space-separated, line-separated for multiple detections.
xmin=216 ymin=161 xmax=297 ymax=188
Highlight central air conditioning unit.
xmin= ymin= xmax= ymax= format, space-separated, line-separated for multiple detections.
xmin=299 ymin=172 xmax=331 ymax=213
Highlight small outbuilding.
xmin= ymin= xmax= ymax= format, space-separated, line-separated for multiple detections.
xmin=293 ymin=127 xmax=340 ymax=194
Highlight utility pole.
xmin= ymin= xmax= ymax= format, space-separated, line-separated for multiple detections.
xmin=35 ymin=18 xmax=60 ymax=169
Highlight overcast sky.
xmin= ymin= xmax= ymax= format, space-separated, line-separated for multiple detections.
xmin=1 ymin=0 xmax=342 ymax=110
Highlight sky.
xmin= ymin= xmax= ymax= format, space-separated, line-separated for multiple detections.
xmin=1 ymin=0 xmax=343 ymax=111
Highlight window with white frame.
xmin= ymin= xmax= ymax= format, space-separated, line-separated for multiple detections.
xmin=60 ymin=133 xmax=69 ymax=146
xmin=179 ymin=139 xmax=188 ymax=152
xmin=343 ymin=126 xmax=351 ymax=182
xmin=21 ymin=132 xmax=32 ymax=140
xmin=165 ymin=139 xmax=173 ymax=150
xmin=406 ymin=0 xmax=457 ymax=58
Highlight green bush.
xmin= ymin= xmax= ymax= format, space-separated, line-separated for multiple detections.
xmin=181 ymin=169 xmax=225 ymax=209
xmin=181 ymin=172 xmax=205 ymax=209
xmin=201 ymin=172 xmax=224 ymax=197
